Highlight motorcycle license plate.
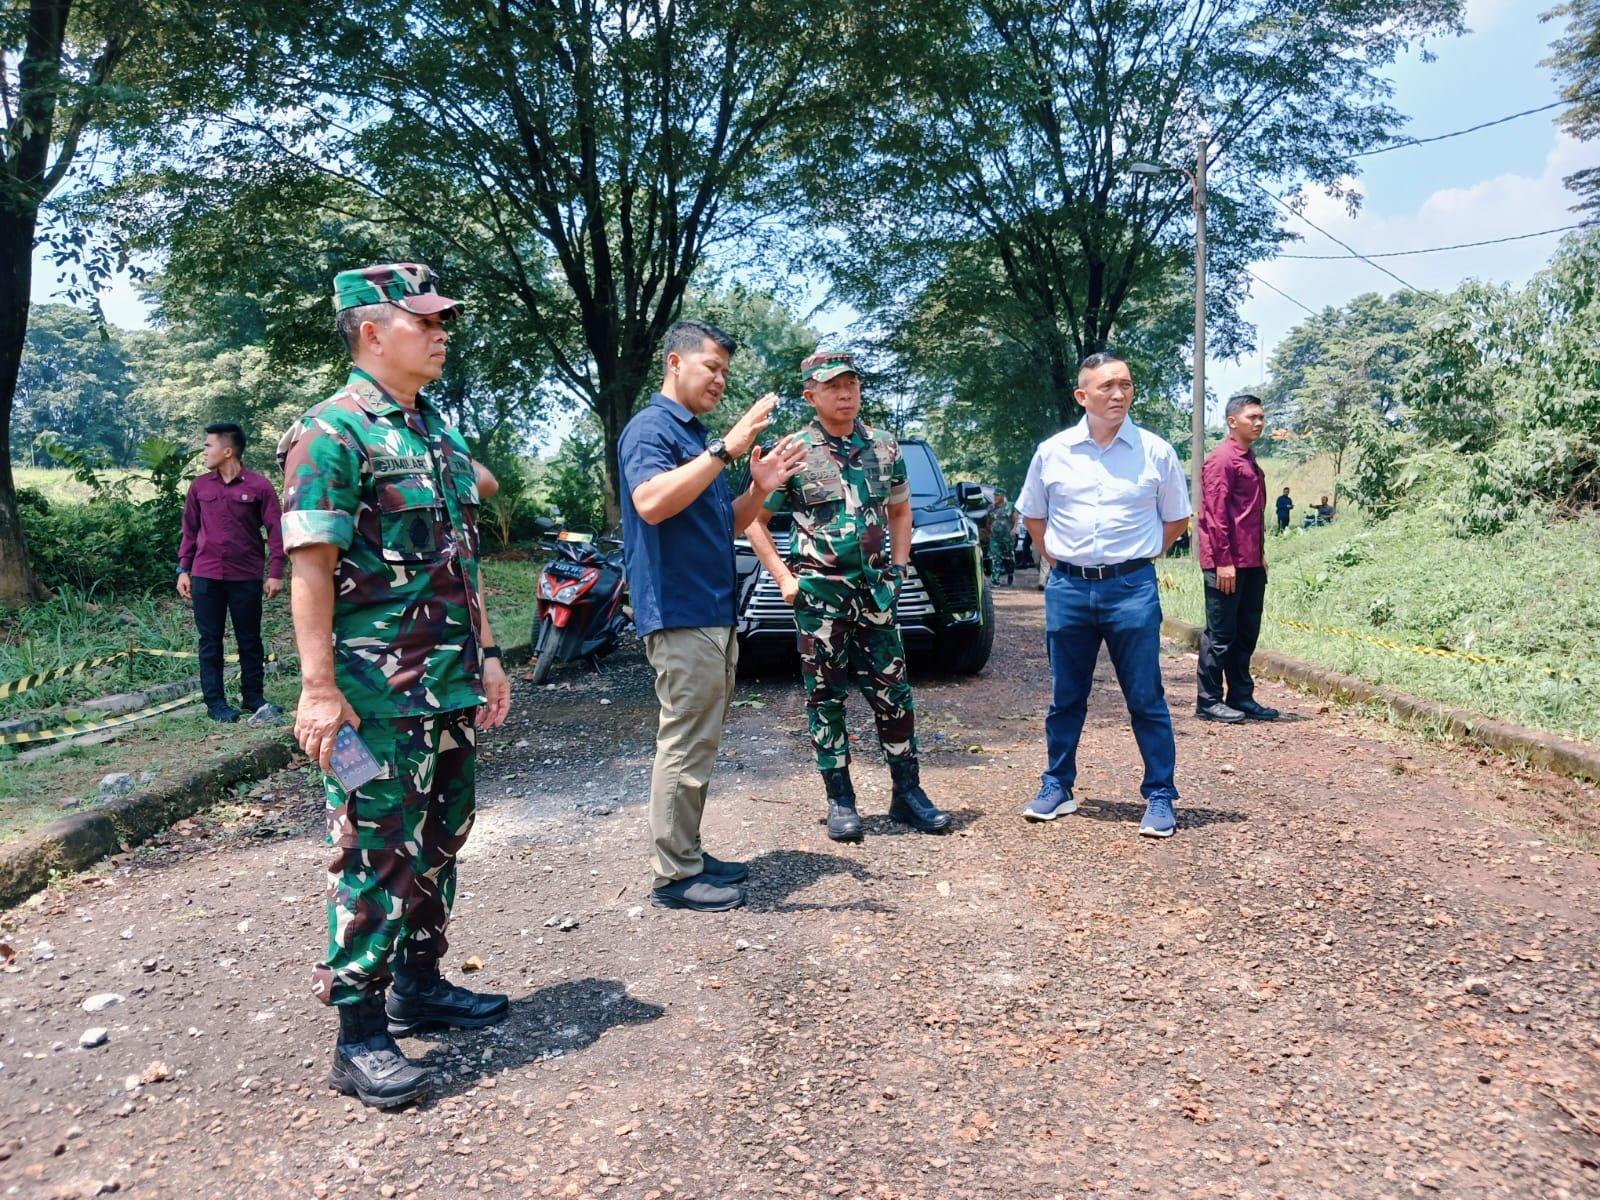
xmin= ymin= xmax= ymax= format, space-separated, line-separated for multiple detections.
xmin=548 ymin=560 xmax=589 ymax=579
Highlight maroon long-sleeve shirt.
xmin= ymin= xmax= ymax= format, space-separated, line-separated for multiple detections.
xmin=1197 ymin=437 xmax=1265 ymax=570
xmin=178 ymin=467 xmax=286 ymax=581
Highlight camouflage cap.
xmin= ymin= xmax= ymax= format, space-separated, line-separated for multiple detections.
xmin=801 ymin=351 xmax=858 ymax=385
xmin=332 ymin=263 xmax=461 ymax=315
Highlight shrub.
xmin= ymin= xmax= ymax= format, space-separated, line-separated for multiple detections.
xmin=22 ymin=499 xmax=181 ymax=595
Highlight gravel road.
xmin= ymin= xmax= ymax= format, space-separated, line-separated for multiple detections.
xmin=2 ymin=586 xmax=1597 ymax=1199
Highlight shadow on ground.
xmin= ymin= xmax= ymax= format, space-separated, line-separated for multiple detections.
xmin=414 ymin=977 xmax=665 ymax=1094
xmin=1073 ymin=798 xmax=1249 ymax=830
xmin=747 ymin=848 xmax=895 ymax=914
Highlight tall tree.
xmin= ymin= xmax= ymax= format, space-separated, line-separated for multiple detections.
xmin=816 ymin=0 xmax=1465 ymax=434
xmin=119 ymin=0 xmax=903 ymax=522
xmin=1544 ymin=0 xmax=1600 ymax=214
xmin=1263 ymin=290 xmax=1436 ymax=476
xmin=12 ymin=303 xmax=140 ymax=462
xmin=0 ymin=0 xmax=301 ymax=605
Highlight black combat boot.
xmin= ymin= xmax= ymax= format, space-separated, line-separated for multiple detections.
xmin=887 ymin=759 xmax=952 ymax=833
xmin=387 ymin=962 xmax=510 ymax=1037
xmin=329 ymin=993 xmax=432 ymax=1109
xmin=822 ymin=766 xmax=863 ymax=842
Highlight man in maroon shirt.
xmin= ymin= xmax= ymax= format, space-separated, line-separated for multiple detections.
xmin=177 ymin=422 xmax=286 ymax=723
xmin=1196 ymin=394 xmax=1278 ymax=723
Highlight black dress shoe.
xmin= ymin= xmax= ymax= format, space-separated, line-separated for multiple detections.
xmin=1195 ymin=701 xmax=1246 ymax=723
xmin=206 ymin=703 xmax=240 ymax=723
xmin=651 ymin=875 xmax=748 ymax=911
xmin=1231 ymin=698 xmax=1280 ymax=721
xmin=701 ymin=852 xmax=749 ymax=884
xmin=387 ymin=972 xmax=510 ymax=1036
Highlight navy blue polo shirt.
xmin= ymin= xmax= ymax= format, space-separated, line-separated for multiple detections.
xmin=618 ymin=393 xmax=736 ymax=636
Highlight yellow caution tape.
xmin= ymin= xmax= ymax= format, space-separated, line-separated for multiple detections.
xmin=1270 ymin=618 xmax=1580 ymax=683
xmin=0 ymin=650 xmax=278 ymax=700
xmin=0 ymin=690 xmax=205 ymax=747
xmin=0 ymin=653 xmax=130 ymax=700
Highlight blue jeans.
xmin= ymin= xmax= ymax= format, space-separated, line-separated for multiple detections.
xmin=1043 ymin=564 xmax=1178 ymax=803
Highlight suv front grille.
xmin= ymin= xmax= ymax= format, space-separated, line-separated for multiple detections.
xmin=914 ymin=549 xmax=980 ymax=616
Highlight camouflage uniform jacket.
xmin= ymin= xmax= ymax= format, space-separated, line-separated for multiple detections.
xmin=765 ymin=418 xmax=910 ymax=612
xmin=278 ymin=368 xmax=485 ymax=717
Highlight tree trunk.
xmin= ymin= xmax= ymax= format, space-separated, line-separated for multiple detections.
xmin=0 ymin=221 xmax=48 ymax=604
xmin=0 ymin=0 xmax=72 ymax=606
xmin=593 ymin=367 xmax=654 ymax=532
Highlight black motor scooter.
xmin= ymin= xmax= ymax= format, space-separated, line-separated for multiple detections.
xmin=529 ymin=530 xmax=631 ymax=684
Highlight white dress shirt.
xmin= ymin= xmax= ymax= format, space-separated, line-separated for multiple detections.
xmin=1016 ymin=417 xmax=1191 ymax=567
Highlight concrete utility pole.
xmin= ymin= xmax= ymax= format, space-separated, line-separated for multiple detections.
xmin=1131 ymin=133 xmax=1211 ymax=512
xmin=1190 ymin=131 xmax=1208 ymax=513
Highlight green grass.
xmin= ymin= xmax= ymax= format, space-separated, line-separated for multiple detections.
xmin=0 ymin=675 xmax=301 ymax=843
xmin=0 ymin=548 xmax=547 ymax=847
xmin=14 ymin=466 xmax=153 ymax=505
xmin=1159 ymin=504 xmax=1600 ymax=744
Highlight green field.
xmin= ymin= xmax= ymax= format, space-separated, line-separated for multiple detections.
xmin=1161 ymin=456 xmax=1600 ymax=745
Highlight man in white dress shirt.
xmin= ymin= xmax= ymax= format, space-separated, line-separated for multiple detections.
xmin=1015 ymin=352 xmax=1193 ymax=837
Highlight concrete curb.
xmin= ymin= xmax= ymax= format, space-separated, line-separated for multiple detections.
xmin=0 ymin=737 xmax=296 ymax=911
xmin=1163 ymin=618 xmax=1600 ymax=784
xmin=0 ymin=639 xmax=536 ymax=912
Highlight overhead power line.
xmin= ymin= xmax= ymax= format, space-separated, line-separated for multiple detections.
xmin=1275 ymin=221 xmax=1596 ymax=260
xmin=1244 ymin=268 xmax=1319 ymax=316
xmin=1354 ymin=99 xmax=1573 ymax=157
xmin=1255 ymin=183 xmax=1436 ymax=297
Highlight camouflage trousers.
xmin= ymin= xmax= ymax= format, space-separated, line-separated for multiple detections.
xmin=796 ymin=579 xmax=917 ymax=771
xmin=311 ymin=709 xmax=477 ymax=1007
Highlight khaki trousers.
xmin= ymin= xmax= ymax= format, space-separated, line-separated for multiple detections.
xmin=643 ymin=625 xmax=738 ymax=887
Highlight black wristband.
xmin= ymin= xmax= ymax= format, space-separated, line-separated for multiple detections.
xmin=481 ymin=646 xmax=502 ymax=661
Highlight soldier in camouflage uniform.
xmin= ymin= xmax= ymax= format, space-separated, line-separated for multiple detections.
xmin=278 ymin=263 xmax=513 ymax=1110
xmin=745 ymin=351 xmax=952 ymax=840
xmin=988 ymin=490 xmax=1016 ymax=586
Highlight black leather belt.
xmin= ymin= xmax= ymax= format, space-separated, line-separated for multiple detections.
xmin=1053 ymin=559 xmax=1152 ymax=581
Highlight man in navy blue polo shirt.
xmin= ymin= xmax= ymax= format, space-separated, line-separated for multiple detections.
xmin=619 ymin=319 xmax=807 ymax=912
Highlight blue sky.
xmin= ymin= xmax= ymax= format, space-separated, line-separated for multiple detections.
xmin=1208 ymin=0 xmax=1591 ymax=401
xmin=35 ymin=0 xmax=1596 ymax=428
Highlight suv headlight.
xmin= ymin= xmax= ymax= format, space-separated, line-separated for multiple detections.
xmin=911 ymin=520 xmax=972 ymax=548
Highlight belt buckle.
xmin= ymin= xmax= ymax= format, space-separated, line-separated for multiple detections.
xmin=1083 ymin=564 xmax=1107 ymax=581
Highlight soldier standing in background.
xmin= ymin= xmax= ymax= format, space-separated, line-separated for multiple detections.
xmin=745 ymin=351 xmax=952 ymax=841
xmin=279 ymin=263 xmax=512 ymax=1109
xmin=988 ymin=489 xmax=1016 ymax=586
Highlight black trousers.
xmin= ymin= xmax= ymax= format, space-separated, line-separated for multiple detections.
xmin=1196 ymin=566 xmax=1266 ymax=707
xmin=192 ymin=576 xmax=266 ymax=710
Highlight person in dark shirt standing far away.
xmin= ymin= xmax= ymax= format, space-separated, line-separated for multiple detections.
xmin=177 ymin=422 xmax=286 ymax=725
xmin=1196 ymin=394 xmax=1279 ymax=724
xmin=1016 ymin=352 xmax=1192 ymax=838
xmin=619 ymin=319 xmax=807 ymax=913
xmin=1275 ymin=486 xmax=1293 ymax=534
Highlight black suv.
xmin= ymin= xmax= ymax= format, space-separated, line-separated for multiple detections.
xmin=734 ymin=437 xmax=995 ymax=674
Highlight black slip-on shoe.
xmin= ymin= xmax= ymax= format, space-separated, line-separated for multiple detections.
xmin=701 ymin=852 xmax=749 ymax=884
xmin=651 ymin=876 xmax=748 ymax=912
xmin=1195 ymin=702 xmax=1246 ymax=723
xmin=1231 ymin=698 xmax=1280 ymax=721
